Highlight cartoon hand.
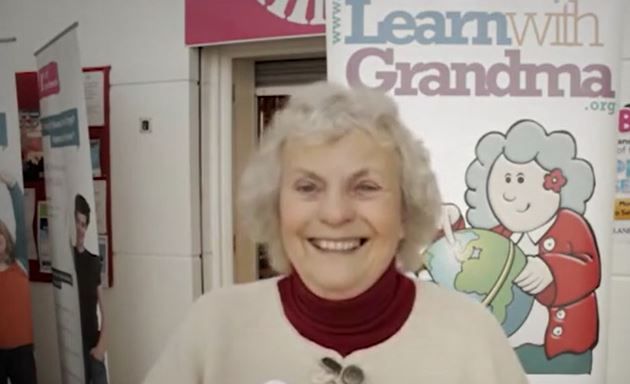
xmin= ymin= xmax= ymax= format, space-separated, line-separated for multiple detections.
xmin=439 ymin=203 xmax=462 ymax=246
xmin=515 ymin=256 xmax=553 ymax=295
xmin=416 ymin=269 xmax=434 ymax=282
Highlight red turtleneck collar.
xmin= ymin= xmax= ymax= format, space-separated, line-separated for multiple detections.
xmin=277 ymin=262 xmax=416 ymax=357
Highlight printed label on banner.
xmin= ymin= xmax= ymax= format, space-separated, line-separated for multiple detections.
xmin=617 ymin=105 xmax=630 ymax=205
xmin=336 ymin=4 xmax=616 ymax=103
xmin=617 ymin=156 xmax=630 ymax=195
xmin=616 ymin=105 xmax=630 ymax=238
xmin=614 ymin=198 xmax=630 ymax=220
xmin=51 ymin=267 xmax=74 ymax=289
xmin=614 ymin=222 xmax=630 ymax=236
xmin=38 ymin=61 xmax=60 ymax=98
xmin=620 ymin=106 xmax=630 ymax=133
xmin=40 ymin=108 xmax=80 ymax=147
xmin=0 ymin=112 xmax=7 ymax=148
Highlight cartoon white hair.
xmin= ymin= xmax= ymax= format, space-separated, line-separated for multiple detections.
xmin=465 ymin=119 xmax=595 ymax=228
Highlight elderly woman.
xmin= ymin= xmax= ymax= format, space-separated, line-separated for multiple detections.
xmin=144 ymin=82 xmax=527 ymax=383
xmin=0 ymin=173 xmax=37 ymax=384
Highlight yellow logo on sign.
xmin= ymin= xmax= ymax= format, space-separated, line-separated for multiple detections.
xmin=614 ymin=198 xmax=630 ymax=220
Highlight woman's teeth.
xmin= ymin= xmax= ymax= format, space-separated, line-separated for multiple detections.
xmin=310 ymin=238 xmax=363 ymax=252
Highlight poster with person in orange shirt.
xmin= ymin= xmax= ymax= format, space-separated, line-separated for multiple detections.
xmin=0 ymin=173 xmax=36 ymax=384
xmin=0 ymin=37 xmax=37 ymax=384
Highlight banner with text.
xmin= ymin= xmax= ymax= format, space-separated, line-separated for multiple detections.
xmin=35 ymin=24 xmax=108 ymax=384
xmin=614 ymin=77 xmax=630 ymax=241
xmin=186 ymin=0 xmax=325 ymax=46
xmin=327 ymin=0 xmax=621 ymax=382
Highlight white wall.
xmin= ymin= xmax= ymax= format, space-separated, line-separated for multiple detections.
xmin=0 ymin=1 xmax=202 ymax=383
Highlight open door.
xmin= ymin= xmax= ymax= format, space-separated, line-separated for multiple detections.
xmin=232 ymin=58 xmax=325 ymax=283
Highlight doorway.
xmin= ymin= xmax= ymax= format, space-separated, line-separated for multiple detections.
xmin=200 ymin=38 xmax=326 ymax=289
xmin=234 ymin=58 xmax=327 ymax=283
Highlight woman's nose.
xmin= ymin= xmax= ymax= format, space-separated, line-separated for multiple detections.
xmin=318 ymin=188 xmax=355 ymax=226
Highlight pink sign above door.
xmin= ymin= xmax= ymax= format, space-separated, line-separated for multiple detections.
xmin=186 ymin=0 xmax=325 ymax=46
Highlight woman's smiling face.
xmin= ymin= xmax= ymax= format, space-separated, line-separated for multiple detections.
xmin=488 ymin=155 xmax=560 ymax=233
xmin=279 ymin=129 xmax=404 ymax=300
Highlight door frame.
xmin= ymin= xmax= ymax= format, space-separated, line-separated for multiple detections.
xmin=200 ymin=37 xmax=326 ymax=290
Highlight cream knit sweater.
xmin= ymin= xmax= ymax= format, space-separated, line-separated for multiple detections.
xmin=144 ymin=278 xmax=528 ymax=384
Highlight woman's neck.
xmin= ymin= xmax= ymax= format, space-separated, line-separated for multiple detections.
xmin=277 ymin=261 xmax=416 ymax=356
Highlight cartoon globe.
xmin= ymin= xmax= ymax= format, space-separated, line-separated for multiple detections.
xmin=424 ymin=229 xmax=535 ymax=336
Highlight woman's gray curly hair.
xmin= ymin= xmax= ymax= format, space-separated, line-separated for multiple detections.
xmin=238 ymin=82 xmax=442 ymax=273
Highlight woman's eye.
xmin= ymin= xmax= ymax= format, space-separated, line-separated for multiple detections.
xmin=517 ymin=176 xmax=525 ymax=184
xmin=295 ymin=182 xmax=318 ymax=194
xmin=505 ymin=176 xmax=512 ymax=183
xmin=356 ymin=182 xmax=381 ymax=192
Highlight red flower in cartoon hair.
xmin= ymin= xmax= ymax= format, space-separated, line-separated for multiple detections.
xmin=543 ymin=168 xmax=567 ymax=193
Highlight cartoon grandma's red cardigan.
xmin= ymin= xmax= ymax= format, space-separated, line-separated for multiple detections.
xmin=452 ymin=209 xmax=600 ymax=358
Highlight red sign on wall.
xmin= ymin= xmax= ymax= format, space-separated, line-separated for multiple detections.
xmin=185 ymin=0 xmax=325 ymax=46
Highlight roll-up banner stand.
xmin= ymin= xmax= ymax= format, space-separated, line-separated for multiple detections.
xmin=35 ymin=23 xmax=108 ymax=384
xmin=327 ymin=0 xmax=622 ymax=382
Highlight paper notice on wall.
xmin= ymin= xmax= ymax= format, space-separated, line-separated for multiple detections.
xmin=90 ymin=138 xmax=102 ymax=177
xmin=98 ymin=234 xmax=109 ymax=288
xmin=83 ymin=70 xmax=104 ymax=126
xmin=94 ymin=179 xmax=107 ymax=234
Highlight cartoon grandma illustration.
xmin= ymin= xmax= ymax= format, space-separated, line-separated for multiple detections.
xmin=428 ymin=119 xmax=600 ymax=374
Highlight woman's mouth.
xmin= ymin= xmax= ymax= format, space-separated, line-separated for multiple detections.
xmin=308 ymin=238 xmax=368 ymax=252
